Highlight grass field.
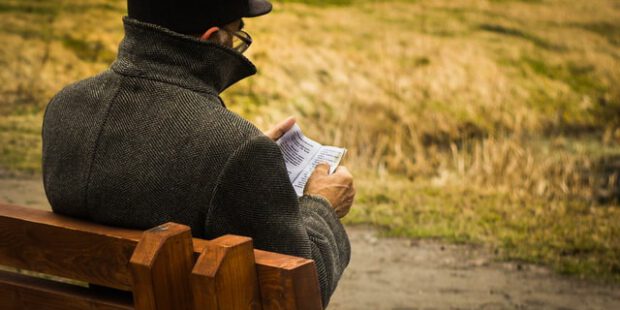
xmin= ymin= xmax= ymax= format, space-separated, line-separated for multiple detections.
xmin=0 ymin=0 xmax=619 ymax=281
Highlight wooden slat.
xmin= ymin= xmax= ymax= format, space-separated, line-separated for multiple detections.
xmin=254 ymin=250 xmax=323 ymax=310
xmin=191 ymin=235 xmax=262 ymax=310
xmin=160 ymin=232 xmax=323 ymax=309
xmin=130 ymin=223 xmax=195 ymax=310
xmin=0 ymin=270 xmax=133 ymax=310
xmin=0 ymin=203 xmax=141 ymax=290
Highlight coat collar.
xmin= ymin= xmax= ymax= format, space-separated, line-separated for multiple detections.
xmin=111 ymin=17 xmax=257 ymax=95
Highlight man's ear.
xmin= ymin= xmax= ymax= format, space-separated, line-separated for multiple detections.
xmin=200 ymin=27 xmax=220 ymax=41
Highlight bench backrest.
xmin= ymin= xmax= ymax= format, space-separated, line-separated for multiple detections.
xmin=0 ymin=203 xmax=323 ymax=310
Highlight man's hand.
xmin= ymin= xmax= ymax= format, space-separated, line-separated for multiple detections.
xmin=304 ymin=163 xmax=355 ymax=218
xmin=264 ymin=116 xmax=296 ymax=141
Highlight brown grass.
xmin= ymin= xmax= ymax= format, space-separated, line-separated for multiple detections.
xmin=0 ymin=0 xmax=619 ymax=280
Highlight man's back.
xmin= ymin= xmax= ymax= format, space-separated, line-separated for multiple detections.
xmin=42 ymin=17 xmax=351 ymax=307
xmin=43 ymin=18 xmax=261 ymax=237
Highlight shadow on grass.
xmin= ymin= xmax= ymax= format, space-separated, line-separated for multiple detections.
xmin=479 ymin=23 xmax=565 ymax=51
xmin=593 ymin=155 xmax=620 ymax=205
xmin=576 ymin=22 xmax=620 ymax=47
xmin=61 ymin=36 xmax=116 ymax=64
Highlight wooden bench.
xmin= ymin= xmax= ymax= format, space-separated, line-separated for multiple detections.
xmin=0 ymin=203 xmax=323 ymax=309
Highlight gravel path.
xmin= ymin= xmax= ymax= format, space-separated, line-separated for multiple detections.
xmin=1 ymin=177 xmax=619 ymax=309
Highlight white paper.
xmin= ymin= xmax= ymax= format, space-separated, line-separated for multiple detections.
xmin=277 ymin=125 xmax=346 ymax=196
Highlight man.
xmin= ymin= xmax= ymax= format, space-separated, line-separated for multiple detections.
xmin=42 ymin=0 xmax=354 ymax=306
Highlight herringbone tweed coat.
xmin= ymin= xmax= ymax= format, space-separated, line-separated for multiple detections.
xmin=42 ymin=17 xmax=350 ymax=306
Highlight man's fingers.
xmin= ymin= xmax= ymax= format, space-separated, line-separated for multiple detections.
xmin=335 ymin=166 xmax=350 ymax=175
xmin=265 ymin=116 xmax=296 ymax=141
xmin=335 ymin=166 xmax=353 ymax=182
xmin=272 ymin=116 xmax=296 ymax=138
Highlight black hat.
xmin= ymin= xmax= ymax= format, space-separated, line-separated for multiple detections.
xmin=127 ymin=0 xmax=273 ymax=34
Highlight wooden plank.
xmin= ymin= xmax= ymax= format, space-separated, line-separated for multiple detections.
xmin=0 ymin=204 xmax=143 ymax=240
xmin=0 ymin=270 xmax=133 ymax=310
xmin=254 ymin=250 xmax=323 ymax=310
xmin=0 ymin=203 xmax=141 ymax=290
xmin=130 ymin=223 xmax=195 ymax=310
xmin=191 ymin=235 xmax=262 ymax=310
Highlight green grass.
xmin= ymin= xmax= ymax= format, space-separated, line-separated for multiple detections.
xmin=0 ymin=114 xmax=43 ymax=173
xmin=61 ymin=36 xmax=116 ymax=63
xmin=346 ymin=168 xmax=620 ymax=281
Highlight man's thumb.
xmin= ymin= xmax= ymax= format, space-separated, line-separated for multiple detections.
xmin=313 ymin=163 xmax=330 ymax=175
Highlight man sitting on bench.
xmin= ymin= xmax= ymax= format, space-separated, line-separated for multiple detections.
xmin=41 ymin=0 xmax=355 ymax=307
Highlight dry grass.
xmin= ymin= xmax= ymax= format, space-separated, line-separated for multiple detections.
xmin=0 ymin=0 xmax=619 ymax=280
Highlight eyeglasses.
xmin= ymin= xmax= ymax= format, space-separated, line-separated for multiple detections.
xmin=230 ymin=30 xmax=252 ymax=54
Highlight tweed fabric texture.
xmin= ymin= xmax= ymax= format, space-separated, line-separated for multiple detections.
xmin=42 ymin=17 xmax=350 ymax=306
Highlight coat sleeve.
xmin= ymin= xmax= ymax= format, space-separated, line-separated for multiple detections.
xmin=207 ymin=134 xmax=351 ymax=307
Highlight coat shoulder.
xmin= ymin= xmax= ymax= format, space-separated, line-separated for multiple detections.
xmin=49 ymin=70 xmax=119 ymax=106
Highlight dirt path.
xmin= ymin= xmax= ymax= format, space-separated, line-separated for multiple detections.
xmin=1 ymin=177 xmax=619 ymax=309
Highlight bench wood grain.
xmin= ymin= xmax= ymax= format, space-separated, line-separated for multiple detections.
xmin=0 ymin=203 xmax=323 ymax=309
